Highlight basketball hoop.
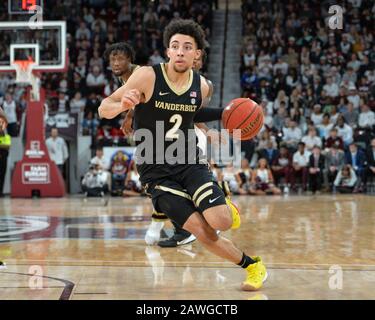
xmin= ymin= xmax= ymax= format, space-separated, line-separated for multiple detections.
xmin=12 ymin=56 xmax=40 ymax=101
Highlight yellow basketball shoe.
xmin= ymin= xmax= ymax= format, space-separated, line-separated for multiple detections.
xmin=226 ymin=197 xmax=241 ymax=229
xmin=241 ymin=256 xmax=268 ymax=291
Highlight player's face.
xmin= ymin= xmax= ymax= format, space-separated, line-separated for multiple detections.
xmin=109 ymin=52 xmax=130 ymax=77
xmin=167 ymin=34 xmax=201 ymax=73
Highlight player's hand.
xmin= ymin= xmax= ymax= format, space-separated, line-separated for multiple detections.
xmin=121 ymin=113 xmax=134 ymax=136
xmin=121 ymin=89 xmax=140 ymax=111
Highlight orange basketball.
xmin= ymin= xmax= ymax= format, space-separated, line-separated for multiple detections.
xmin=222 ymin=98 xmax=264 ymax=141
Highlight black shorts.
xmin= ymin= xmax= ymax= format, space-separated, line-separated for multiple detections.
xmin=141 ymin=164 xmax=227 ymax=227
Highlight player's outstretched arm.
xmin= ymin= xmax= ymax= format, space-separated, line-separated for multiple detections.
xmin=98 ymin=66 xmax=154 ymax=119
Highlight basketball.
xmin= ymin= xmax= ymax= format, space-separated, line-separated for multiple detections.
xmin=222 ymin=98 xmax=264 ymax=141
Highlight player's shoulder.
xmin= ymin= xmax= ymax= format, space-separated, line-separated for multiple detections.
xmin=199 ymin=74 xmax=212 ymax=87
xmin=130 ymin=66 xmax=156 ymax=85
xmin=133 ymin=65 xmax=155 ymax=76
xmin=199 ymin=75 xmax=211 ymax=96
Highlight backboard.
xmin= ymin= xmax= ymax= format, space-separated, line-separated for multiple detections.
xmin=0 ymin=21 xmax=67 ymax=73
xmin=0 ymin=20 xmax=67 ymax=101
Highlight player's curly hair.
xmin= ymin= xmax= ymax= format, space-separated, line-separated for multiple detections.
xmin=163 ymin=19 xmax=206 ymax=50
xmin=104 ymin=42 xmax=135 ymax=63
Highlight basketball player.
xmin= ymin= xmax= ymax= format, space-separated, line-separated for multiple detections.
xmin=157 ymin=50 xmax=225 ymax=247
xmin=119 ymin=47 xmax=227 ymax=247
xmin=0 ymin=106 xmax=7 ymax=270
xmin=99 ymin=19 xmax=267 ymax=290
xmin=105 ymin=42 xmax=196 ymax=246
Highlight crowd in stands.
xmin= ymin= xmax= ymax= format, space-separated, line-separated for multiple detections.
xmin=237 ymin=0 xmax=375 ymax=194
xmin=0 ymin=0 xmax=214 ymax=144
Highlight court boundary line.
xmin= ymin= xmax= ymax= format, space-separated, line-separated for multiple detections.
xmin=2 ymin=261 xmax=375 ymax=271
xmin=0 ymin=271 xmax=75 ymax=300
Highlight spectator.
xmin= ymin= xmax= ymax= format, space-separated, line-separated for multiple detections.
xmin=317 ymin=113 xmax=334 ymax=141
xmin=221 ymin=164 xmax=240 ymax=195
xmin=89 ymin=50 xmax=104 ymax=71
xmin=325 ymin=128 xmax=344 ymax=151
xmin=273 ymin=90 xmax=289 ymax=111
xmin=249 ymin=158 xmax=281 ymax=195
xmin=282 ymin=120 xmax=302 ymax=151
xmin=110 ymin=150 xmax=130 ymax=196
xmin=347 ymin=53 xmax=361 ymax=72
xmin=90 ymin=147 xmax=110 ymax=189
xmin=347 ymin=85 xmax=360 ymax=108
xmin=292 ymin=142 xmax=311 ymax=191
xmin=118 ymin=4 xmax=132 ymax=27
xmin=335 ymin=116 xmax=354 ymax=147
xmin=104 ymin=78 xmax=119 ymax=97
xmin=325 ymin=144 xmax=345 ymax=191
xmin=235 ymin=158 xmax=252 ymax=195
xmin=86 ymin=66 xmax=107 ymax=94
xmin=271 ymin=146 xmax=293 ymax=192
xmin=96 ymin=125 xmax=113 ymax=147
xmin=1 ymin=93 xmax=18 ymax=137
xmin=70 ymin=92 xmax=86 ymax=114
xmin=334 ymin=165 xmax=357 ymax=194
xmin=342 ymin=67 xmax=357 ymax=86
xmin=311 ymin=104 xmax=324 ymax=126
xmin=323 ymin=76 xmax=339 ymax=98
xmin=358 ymin=104 xmax=375 ymax=131
xmin=81 ymin=163 xmax=108 ymax=197
xmin=123 ymin=161 xmax=142 ymax=197
xmin=45 ymin=128 xmax=69 ymax=176
xmin=308 ymin=145 xmax=325 ymax=194
xmin=302 ymin=127 xmax=323 ymax=151
xmin=148 ymin=49 xmax=165 ymax=66
xmin=345 ymin=143 xmax=367 ymax=192
xmin=328 ymin=105 xmax=340 ymax=125
xmin=273 ymin=57 xmax=288 ymax=76
xmin=343 ymin=102 xmax=359 ymax=129
xmin=258 ymin=139 xmax=279 ymax=167
xmin=75 ymin=21 xmax=91 ymax=40
xmin=257 ymin=130 xmax=277 ymax=151
xmin=273 ymin=105 xmax=287 ymax=132
xmin=243 ymin=46 xmax=256 ymax=68
xmin=57 ymin=91 xmax=69 ymax=113
xmin=84 ymin=92 xmax=101 ymax=116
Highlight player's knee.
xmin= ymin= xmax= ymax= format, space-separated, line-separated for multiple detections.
xmin=204 ymin=206 xmax=232 ymax=231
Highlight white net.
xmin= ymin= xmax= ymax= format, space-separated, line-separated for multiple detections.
xmin=12 ymin=60 xmax=40 ymax=101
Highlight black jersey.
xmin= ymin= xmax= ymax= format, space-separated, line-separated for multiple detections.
xmin=133 ymin=63 xmax=204 ymax=180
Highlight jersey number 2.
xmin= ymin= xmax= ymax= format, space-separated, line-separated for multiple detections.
xmin=165 ymin=114 xmax=182 ymax=140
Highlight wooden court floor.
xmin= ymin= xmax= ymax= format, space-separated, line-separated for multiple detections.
xmin=0 ymin=194 xmax=375 ymax=300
